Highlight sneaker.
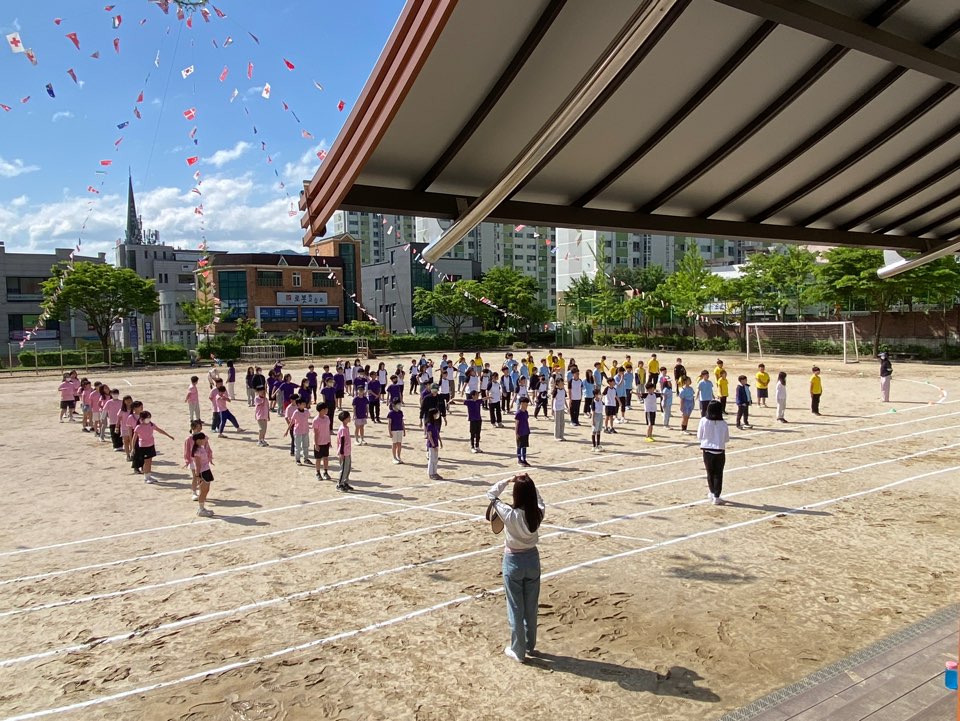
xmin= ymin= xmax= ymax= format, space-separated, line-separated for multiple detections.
xmin=707 ymin=492 xmax=715 ymax=501
xmin=296 ymin=460 xmax=302 ymax=465
xmin=736 ymin=425 xmax=743 ymax=430
xmin=645 ymin=437 xmax=654 ymax=443
xmin=392 ymin=458 xmax=401 ymax=464
xmin=144 ymin=475 xmax=158 ymax=484
xmin=596 ymin=445 xmax=603 ymax=453
xmin=60 ymin=418 xmax=65 ymax=423
xmin=521 ymin=461 xmax=531 ymax=468
xmin=504 ymin=647 xmax=523 ymax=663
xmin=322 ymin=472 xmax=332 ymax=480
xmin=114 ymin=447 xmax=124 ymax=452
xmin=471 ymin=448 xmax=478 ymax=454
xmin=713 ymin=496 xmax=724 ymax=505
xmin=337 ymin=483 xmax=354 ymax=492
xmin=191 ymin=491 xmax=199 ymax=501
xmin=197 ymin=507 xmax=214 ymax=517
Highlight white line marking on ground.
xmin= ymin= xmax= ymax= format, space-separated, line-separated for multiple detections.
xmin=1 ymin=399 xmax=953 ymax=560
xmin=4 ymin=464 xmax=952 ymax=721
xmin=3 ymin=439 xmax=954 ymax=667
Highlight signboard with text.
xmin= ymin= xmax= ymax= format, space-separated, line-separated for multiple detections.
xmin=276 ymin=292 xmax=328 ymax=306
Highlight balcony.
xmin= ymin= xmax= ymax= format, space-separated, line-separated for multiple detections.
xmin=6 ymin=293 xmax=43 ymax=302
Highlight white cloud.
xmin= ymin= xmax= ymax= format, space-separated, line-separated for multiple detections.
xmin=51 ymin=111 xmax=74 ymax=123
xmin=203 ymin=141 xmax=251 ymax=168
xmin=0 ymin=172 xmax=306 ymax=257
xmin=0 ymin=157 xmax=40 ymax=178
xmin=283 ymin=142 xmax=328 ymax=186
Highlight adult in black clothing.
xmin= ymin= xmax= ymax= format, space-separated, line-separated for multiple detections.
xmin=419 ymin=384 xmax=447 ymax=426
xmin=878 ymin=352 xmax=893 ymax=402
xmin=251 ymin=367 xmax=266 ymax=391
xmin=673 ymin=358 xmax=686 ymax=385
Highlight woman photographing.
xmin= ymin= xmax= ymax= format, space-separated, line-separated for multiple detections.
xmin=486 ymin=473 xmax=545 ymax=663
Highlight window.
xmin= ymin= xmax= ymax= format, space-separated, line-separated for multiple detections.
xmin=392 ymin=304 xmax=397 ymax=317
xmin=374 ymin=278 xmax=382 ymax=291
xmin=178 ymin=274 xmax=194 ymax=285
xmin=390 ymin=250 xmax=395 ymax=264
xmin=301 ymin=307 xmax=339 ymax=322
xmin=632 ymin=242 xmax=641 ymax=253
xmin=218 ymin=270 xmax=248 ymax=321
xmin=292 ymin=272 xmax=302 ymax=288
xmin=9 ymin=314 xmax=59 ymax=340
xmin=5 ymin=277 xmax=45 ymax=301
xmin=259 ymin=307 xmax=298 ymax=323
xmin=312 ymin=272 xmax=335 ymax=288
xmin=339 ymin=244 xmax=358 ymax=322
xmin=256 ymin=270 xmax=283 ymax=287
xmin=391 ymin=275 xmax=396 ymax=289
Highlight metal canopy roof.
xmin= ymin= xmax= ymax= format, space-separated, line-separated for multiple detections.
xmin=300 ymin=0 xmax=960 ymax=261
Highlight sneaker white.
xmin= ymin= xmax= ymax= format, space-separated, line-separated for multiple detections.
xmin=197 ymin=507 xmax=214 ymax=517
xmin=144 ymin=476 xmax=158 ymax=484
xmin=191 ymin=492 xmax=199 ymax=501
xmin=504 ymin=647 xmax=522 ymax=663
xmin=713 ymin=496 xmax=724 ymax=505
xmin=707 ymin=492 xmax=715 ymax=501
xmin=392 ymin=458 xmax=400 ymax=464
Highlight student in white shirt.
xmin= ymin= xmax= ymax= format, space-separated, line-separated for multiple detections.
xmin=641 ymin=382 xmax=660 ymax=442
xmin=568 ymin=370 xmax=584 ymax=426
xmin=590 ymin=390 xmax=605 ymax=452
xmin=486 ymin=473 xmax=545 ymax=663
xmin=488 ymin=372 xmax=504 ymax=427
xmin=603 ymin=377 xmax=619 ymax=434
xmin=775 ymin=371 xmax=788 ymax=423
xmin=697 ymin=400 xmax=730 ymax=505
xmin=552 ymin=380 xmax=568 ymax=441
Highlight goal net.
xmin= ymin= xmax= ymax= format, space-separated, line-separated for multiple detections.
xmin=746 ymin=322 xmax=860 ymax=364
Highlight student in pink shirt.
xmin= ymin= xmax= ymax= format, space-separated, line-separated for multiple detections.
xmin=254 ymin=386 xmax=270 ymax=447
xmin=79 ymin=380 xmax=95 ymax=433
xmin=119 ymin=396 xmax=135 ymax=460
xmin=313 ymin=402 xmax=332 ymax=480
xmin=104 ymin=389 xmax=124 ymax=451
xmin=336 ymin=410 xmax=354 ymax=492
xmin=215 ymin=387 xmax=241 ymax=437
xmin=209 ymin=382 xmax=224 ymax=431
xmin=284 ymin=393 xmax=300 ymax=456
xmin=58 ymin=373 xmax=77 ymax=423
xmin=183 ymin=419 xmax=204 ymax=500
xmin=190 ymin=432 xmax=216 ymax=517
xmin=185 ymin=376 xmax=201 ymax=423
xmin=95 ymin=384 xmax=111 ymax=442
xmin=285 ymin=397 xmax=313 ymax=466
xmin=132 ymin=410 xmax=174 ymax=483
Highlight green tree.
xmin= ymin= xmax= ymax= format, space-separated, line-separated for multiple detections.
xmin=341 ymin=319 xmax=380 ymax=338
xmin=42 ymin=261 xmax=159 ymax=353
xmin=911 ymin=256 xmax=960 ymax=357
xmin=662 ymin=251 xmax=722 ymax=342
xmin=476 ymin=266 xmax=545 ymax=331
xmin=181 ymin=299 xmax=216 ymax=339
xmin=561 ymin=273 xmax=600 ymax=325
xmin=814 ymin=247 xmax=915 ymax=351
xmin=413 ymin=280 xmax=484 ymax=348
xmin=234 ymin=317 xmax=260 ymax=346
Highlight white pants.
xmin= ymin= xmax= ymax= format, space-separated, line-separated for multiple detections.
xmin=880 ymin=375 xmax=891 ymax=402
xmin=776 ymin=398 xmax=786 ymax=420
xmin=554 ymin=411 xmax=565 ymax=439
xmin=426 ymin=446 xmax=439 ymax=476
xmin=227 ymin=382 xmax=236 ymax=399
xmin=188 ymin=401 xmax=201 ymax=422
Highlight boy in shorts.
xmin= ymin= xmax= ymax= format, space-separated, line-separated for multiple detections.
xmin=387 ymin=400 xmax=406 ymax=464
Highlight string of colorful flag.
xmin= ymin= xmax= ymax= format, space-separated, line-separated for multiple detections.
xmin=314 ymin=259 xmax=379 ymax=324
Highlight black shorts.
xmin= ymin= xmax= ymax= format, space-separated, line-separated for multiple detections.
xmin=645 ymin=411 xmax=657 ymax=425
xmin=516 ymin=434 xmax=529 ymax=448
xmin=140 ymin=445 xmax=157 ymax=460
xmin=757 ymin=388 xmax=768 ymax=399
xmin=605 ymin=405 xmax=617 ymax=417
xmin=335 ymin=390 xmax=344 ymax=399
xmin=60 ymin=400 xmax=76 ymax=410
xmin=314 ymin=443 xmax=330 ymax=459
xmin=199 ymin=469 xmax=214 ymax=483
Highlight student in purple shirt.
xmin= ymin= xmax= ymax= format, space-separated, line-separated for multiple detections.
xmin=354 ymin=372 xmax=368 ymax=397
xmin=515 ymin=397 xmax=531 ymax=467
xmin=387 ymin=400 xmax=405 ymax=464
xmin=386 ymin=375 xmax=404 ymax=407
xmin=464 ymin=390 xmax=484 ymax=453
xmin=367 ymin=378 xmax=382 ymax=422
xmin=333 ymin=367 xmax=345 ymax=409
xmin=305 ymin=365 xmax=318 ymax=403
xmin=320 ymin=379 xmax=338 ymax=426
xmin=352 ymin=392 xmax=369 ymax=445
xmin=424 ymin=408 xmax=443 ymax=480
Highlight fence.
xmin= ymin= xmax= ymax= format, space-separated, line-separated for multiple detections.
xmin=5 ymin=344 xmax=180 ymax=374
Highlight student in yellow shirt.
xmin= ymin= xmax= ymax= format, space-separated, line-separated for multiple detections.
xmin=717 ymin=369 xmax=730 ymax=415
xmin=810 ymin=366 xmax=823 ymax=415
xmin=556 ymin=352 xmax=566 ymax=372
xmin=598 ymin=355 xmax=609 ymax=377
xmin=755 ymin=363 xmax=771 ymax=407
xmin=546 ymin=349 xmax=557 ymax=369
xmin=714 ymin=359 xmax=725 ymax=381
xmin=622 ymin=355 xmax=634 ymax=373
xmin=647 ymin=354 xmax=660 ymax=385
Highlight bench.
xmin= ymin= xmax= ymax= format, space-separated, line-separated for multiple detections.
xmin=658 ymin=345 xmax=676 ymax=352
xmin=890 ymin=352 xmax=919 ymax=361
xmin=366 ymin=347 xmax=388 ymax=359
xmin=612 ymin=344 xmax=628 ymax=350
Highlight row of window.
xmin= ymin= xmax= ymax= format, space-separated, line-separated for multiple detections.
xmin=253 ymin=270 xmax=338 ymax=289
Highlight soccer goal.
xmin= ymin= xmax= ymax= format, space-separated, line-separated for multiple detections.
xmin=746 ymin=321 xmax=860 ymax=364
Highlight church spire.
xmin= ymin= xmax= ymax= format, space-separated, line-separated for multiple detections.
xmin=125 ymin=172 xmax=143 ymax=244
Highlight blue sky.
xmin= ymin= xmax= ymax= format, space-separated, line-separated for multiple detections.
xmin=0 ymin=0 xmax=404 ymax=256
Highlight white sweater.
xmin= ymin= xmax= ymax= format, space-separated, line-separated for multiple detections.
xmin=486 ymin=478 xmax=545 ymax=551
xmin=697 ymin=418 xmax=729 ymax=451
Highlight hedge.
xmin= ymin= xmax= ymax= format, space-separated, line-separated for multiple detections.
xmin=18 ymin=348 xmax=133 ymax=368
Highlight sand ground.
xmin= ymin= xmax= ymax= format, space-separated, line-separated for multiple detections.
xmin=0 ymin=348 xmax=956 ymax=721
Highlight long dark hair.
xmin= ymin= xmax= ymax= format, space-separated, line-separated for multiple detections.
xmin=706 ymin=400 xmax=724 ymax=421
xmin=512 ymin=475 xmax=543 ymax=532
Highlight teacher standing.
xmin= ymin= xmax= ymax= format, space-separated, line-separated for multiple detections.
xmin=878 ymin=352 xmax=893 ymax=402
xmin=486 ymin=474 xmax=545 ymax=663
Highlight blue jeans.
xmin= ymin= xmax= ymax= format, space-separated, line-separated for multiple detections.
xmin=502 ymin=548 xmax=540 ymax=661
xmin=218 ymin=410 xmax=239 ymax=433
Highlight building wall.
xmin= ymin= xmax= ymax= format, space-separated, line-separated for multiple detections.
xmin=308 ymin=234 xmax=363 ymax=324
xmin=0 ymin=244 xmax=106 ymax=349
xmin=361 ymin=241 xmax=482 ymax=334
